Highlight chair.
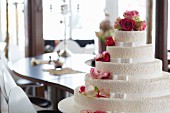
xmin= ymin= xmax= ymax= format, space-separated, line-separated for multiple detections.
xmin=0 ymin=51 xmax=58 ymax=113
xmin=9 ymin=86 xmax=37 ymax=113
xmin=54 ymin=39 xmax=95 ymax=54
xmin=8 ymin=86 xmax=59 ymax=113
xmin=8 ymin=44 xmax=43 ymax=96
xmin=54 ymin=39 xmax=84 ymax=54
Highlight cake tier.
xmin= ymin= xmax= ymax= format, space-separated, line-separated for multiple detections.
xmin=74 ymin=86 xmax=170 ymax=112
xmin=85 ymin=72 xmax=170 ymax=98
xmin=95 ymin=59 xmax=162 ymax=80
xmin=115 ymin=31 xmax=146 ymax=47
xmin=107 ymin=44 xmax=154 ymax=63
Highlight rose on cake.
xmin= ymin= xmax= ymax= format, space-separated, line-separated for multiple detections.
xmin=90 ymin=68 xmax=110 ymax=79
xmin=79 ymin=85 xmax=110 ymax=98
xmin=94 ymin=51 xmax=110 ymax=62
xmin=114 ymin=10 xmax=146 ymax=31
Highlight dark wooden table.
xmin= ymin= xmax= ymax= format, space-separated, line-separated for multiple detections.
xmin=12 ymin=52 xmax=94 ymax=110
xmin=13 ymin=52 xmax=94 ymax=93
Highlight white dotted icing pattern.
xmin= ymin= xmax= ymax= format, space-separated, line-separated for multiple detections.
xmin=95 ymin=59 xmax=162 ymax=76
xmin=107 ymin=44 xmax=153 ymax=59
xmin=115 ymin=31 xmax=146 ymax=44
xmin=85 ymin=72 xmax=170 ymax=94
xmin=74 ymin=87 xmax=170 ymax=112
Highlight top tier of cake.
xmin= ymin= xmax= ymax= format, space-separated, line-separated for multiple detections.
xmin=115 ymin=31 xmax=146 ymax=47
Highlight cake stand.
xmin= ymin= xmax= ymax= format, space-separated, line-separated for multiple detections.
xmin=58 ymin=96 xmax=95 ymax=113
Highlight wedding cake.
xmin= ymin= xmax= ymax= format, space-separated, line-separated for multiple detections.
xmin=58 ymin=10 xmax=170 ymax=113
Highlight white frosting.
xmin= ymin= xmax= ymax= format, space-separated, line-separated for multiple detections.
xmin=85 ymin=72 xmax=170 ymax=98
xmin=107 ymin=44 xmax=154 ymax=63
xmin=74 ymin=87 xmax=170 ymax=112
xmin=115 ymin=31 xmax=146 ymax=45
xmin=95 ymin=59 xmax=162 ymax=79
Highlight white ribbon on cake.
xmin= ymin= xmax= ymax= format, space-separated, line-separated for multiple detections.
xmin=110 ymin=57 xmax=154 ymax=63
xmin=111 ymin=75 xmax=129 ymax=81
xmin=115 ymin=41 xmax=145 ymax=47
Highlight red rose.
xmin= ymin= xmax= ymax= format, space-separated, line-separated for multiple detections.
xmin=119 ymin=18 xmax=135 ymax=31
xmin=102 ymin=51 xmax=110 ymax=62
xmin=105 ymin=36 xmax=115 ymax=46
xmin=79 ymin=86 xmax=86 ymax=93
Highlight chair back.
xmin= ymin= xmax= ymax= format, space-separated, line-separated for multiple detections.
xmin=8 ymin=44 xmax=24 ymax=64
xmin=54 ymin=39 xmax=83 ymax=53
xmin=8 ymin=86 xmax=37 ymax=113
xmin=0 ymin=51 xmax=17 ymax=102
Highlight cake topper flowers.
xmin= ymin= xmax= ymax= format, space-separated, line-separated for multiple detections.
xmin=114 ymin=10 xmax=146 ymax=31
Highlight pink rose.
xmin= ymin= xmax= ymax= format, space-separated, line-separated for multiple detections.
xmin=90 ymin=68 xmax=100 ymax=79
xmin=119 ymin=18 xmax=135 ymax=31
xmin=95 ymin=89 xmax=110 ymax=98
xmin=123 ymin=10 xmax=139 ymax=19
xmin=114 ymin=17 xmax=121 ymax=29
xmin=90 ymin=68 xmax=110 ymax=79
xmin=139 ymin=21 xmax=146 ymax=30
xmin=134 ymin=20 xmax=147 ymax=31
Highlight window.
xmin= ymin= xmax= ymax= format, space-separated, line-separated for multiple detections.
xmin=43 ymin=0 xmax=106 ymax=41
xmin=0 ymin=0 xmax=25 ymax=52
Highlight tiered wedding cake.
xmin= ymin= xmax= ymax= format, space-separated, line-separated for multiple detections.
xmin=58 ymin=10 xmax=170 ymax=113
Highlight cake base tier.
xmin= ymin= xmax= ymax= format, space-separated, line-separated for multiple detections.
xmin=58 ymin=96 xmax=170 ymax=113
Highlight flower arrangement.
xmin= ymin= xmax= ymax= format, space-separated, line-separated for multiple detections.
xmin=95 ymin=19 xmax=115 ymax=42
xmin=95 ymin=18 xmax=115 ymax=52
xmin=90 ymin=68 xmax=110 ymax=79
xmin=80 ymin=110 xmax=106 ymax=113
xmin=114 ymin=10 xmax=146 ymax=31
xmin=79 ymin=85 xmax=110 ymax=98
